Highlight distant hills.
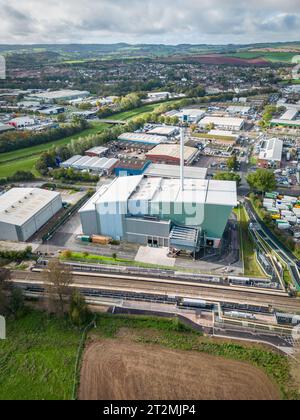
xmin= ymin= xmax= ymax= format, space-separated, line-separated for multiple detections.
xmin=0 ymin=42 xmax=299 ymax=64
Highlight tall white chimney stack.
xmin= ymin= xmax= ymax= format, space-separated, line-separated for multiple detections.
xmin=180 ymin=127 xmax=185 ymax=191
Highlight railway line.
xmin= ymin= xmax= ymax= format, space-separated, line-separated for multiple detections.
xmin=10 ymin=270 xmax=300 ymax=312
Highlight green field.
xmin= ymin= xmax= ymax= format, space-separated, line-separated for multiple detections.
xmin=0 ymin=311 xmax=82 ymax=400
xmin=0 ymin=122 xmax=108 ymax=178
xmin=0 ymin=100 xmax=180 ymax=179
xmin=225 ymin=52 xmax=296 ymax=63
xmin=104 ymin=100 xmax=181 ymax=121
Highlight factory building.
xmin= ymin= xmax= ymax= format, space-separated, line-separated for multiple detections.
xmin=114 ymin=160 xmax=151 ymax=177
xmin=146 ymin=126 xmax=179 ymax=137
xmin=258 ymin=138 xmax=283 ymax=169
xmin=118 ymin=132 xmax=166 ymax=145
xmin=270 ymin=107 xmax=300 ymax=128
xmin=176 ymin=109 xmax=206 ymax=124
xmin=60 ymin=155 xmax=118 ymax=175
xmin=8 ymin=116 xmax=35 ymax=129
xmin=85 ymin=147 xmax=109 ymax=158
xmin=0 ymin=188 xmax=62 ymax=242
xmin=145 ymin=144 xmax=198 ymax=165
xmin=79 ymin=176 xmax=237 ymax=250
xmin=28 ymin=90 xmax=90 ymax=103
xmin=144 ymin=164 xmax=207 ymax=180
xmin=226 ymin=106 xmax=251 ymax=115
xmin=199 ymin=116 xmax=245 ymax=131
xmin=0 ymin=122 xmax=14 ymax=133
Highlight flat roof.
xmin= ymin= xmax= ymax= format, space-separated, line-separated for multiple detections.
xmin=29 ymin=90 xmax=89 ymax=100
xmin=145 ymin=163 xmax=207 ymax=179
xmin=227 ymin=106 xmax=250 ymax=113
xmin=181 ymin=109 xmax=206 ymax=117
xmin=259 ymin=138 xmax=283 ymax=162
xmin=271 ymin=119 xmax=300 ymax=126
xmin=0 ymin=188 xmax=61 ymax=226
xmin=199 ymin=116 xmax=245 ymax=128
xmin=208 ymin=129 xmax=238 ymax=138
xmin=80 ymin=176 xmax=237 ymax=213
xmin=85 ymin=146 xmax=109 ymax=155
xmin=118 ymin=132 xmax=166 ymax=145
xmin=128 ymin=177 xmax=237 ymax=207
xmin=80 ymin=176 xmax=143 ymax=209
xmin=146 ymin=144 xmax=197 ymax=161
xmin=280 ymin=109 xmax=298 ymax=121
xmin=147 ymin=126 xmax=178 ymax=136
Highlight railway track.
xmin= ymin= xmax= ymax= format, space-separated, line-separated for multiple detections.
xmin=10 ymin=270 xmax=300 ymax=312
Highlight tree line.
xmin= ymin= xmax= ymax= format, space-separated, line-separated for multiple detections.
xmin=0 ymin=120 xmax=89 ymax=154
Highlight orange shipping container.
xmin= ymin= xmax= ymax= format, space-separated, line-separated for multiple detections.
xmin=91 ymin=235 xmax=112 ymax=245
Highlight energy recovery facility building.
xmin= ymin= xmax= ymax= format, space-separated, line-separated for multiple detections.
xmin=79 ymin=175 xmax=237 ymax=251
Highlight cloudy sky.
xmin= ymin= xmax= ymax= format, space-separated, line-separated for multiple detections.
xmin=0 ymin=0 xmax=300 ymax=45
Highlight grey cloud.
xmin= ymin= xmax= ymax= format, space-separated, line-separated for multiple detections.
xmin=0 ymin=0 xmax=299 ymax=44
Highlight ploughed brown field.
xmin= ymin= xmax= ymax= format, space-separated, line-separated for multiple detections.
xmin=78 ymin=340 xmax=280 ymax=401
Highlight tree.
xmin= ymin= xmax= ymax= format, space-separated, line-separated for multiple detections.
xmin=214 ymin=172 xmax=241 ymax=186
xmin=227 ymin=155 xmax=238 ymax=171
xmin=69 ymin=290 xmax=90 ymax=327
xmin=247 ymin=169 xmax=276 ymax=196
xmin=44 ymin=259 xmax=73 ymax=317
xmin=57 ymin=113 xmax=66 ymax=123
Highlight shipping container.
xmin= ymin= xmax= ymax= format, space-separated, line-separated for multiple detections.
xmin=91 ymin=235 xmax=112 ymax=245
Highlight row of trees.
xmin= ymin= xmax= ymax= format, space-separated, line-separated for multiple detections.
xmin=52 ymin=168 xmax=99 ymax=183
xmin=0 ymin=170 xmax=36 ymax=185
xmin=44 ymin=260 xmax=90 ymax=326
xmin=0 ymin=120 xmax=89 ymax=154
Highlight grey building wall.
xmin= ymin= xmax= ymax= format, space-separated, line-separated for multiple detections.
xmin=125 ymin=218 xmax=171 ymax=245
xmin=0 ymin=194 xmax=63 ymax=242
xmin=80 ymin=209 xmax=99 ymax=236
xmin=0 ymin=221 xmax=19 ymax=241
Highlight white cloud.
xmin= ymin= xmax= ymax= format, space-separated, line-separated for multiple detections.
xmin=0 ymin=0 xmax=299 ymax=44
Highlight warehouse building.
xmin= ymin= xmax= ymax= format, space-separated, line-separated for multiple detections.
xmin=85 ymin=147 xmax=109 ymax=158
xmin=8 ymin=116 xmax=35 ymax=129
xmin=0 ymin=122 xmax=14 ymax=133
xmin=199 ymin=116 xmax=245 ymax=131
xmin=147 ymin=126 xmax=179 ymax=137
xmin=28 ymin=90 xmax=90 ymax=103
xmin=118 ymin=132 xmax=166 ymax=145
xmin=258 ymin=138 xmax=283 ymax=169
xmin=114 ymin=160 xmax=151 ymax=177
xmin=79 ymin=175 xmax=237 ymax=250
xmin=227 ymin=106 xmax=251 ymax=115
xmin=144 ymin=164 xmax=207 ymax=180
xmin=60 ymin=155 xmax=118 ymax=175
xmin=0 ymin=188 xmax=62 ymax=241
xmin=176 ymin=109 xmax=206 ymax=124
xmin=146 ymin=144 xmax=198 ymax=165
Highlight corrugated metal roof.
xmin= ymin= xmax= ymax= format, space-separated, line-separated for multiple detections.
xmin=0 ymin=188 xmax=61 ymax=226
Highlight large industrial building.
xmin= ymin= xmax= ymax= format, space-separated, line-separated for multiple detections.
xmin=60 ymin=155 xmax=118 ymax=175
xmin=145 ymin=144 xmax=198 ymax=165
xmin=79 ymin=175 xmax=237 ymax=251
xmin=199 ymin=116 xmax=245 ymax=131
xmin=0 ymin=188 xmax=62 ymax=241
xmin=118 ymin=132 xmax=166 ymax=145
xmin=28 ymin=90 xmax=90 ymax=103
xmin=258 ymin=138 xmax=283 ymax=169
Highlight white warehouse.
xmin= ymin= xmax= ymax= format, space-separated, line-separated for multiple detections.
xmin=0 ymin=188 xmax=62 ymax=241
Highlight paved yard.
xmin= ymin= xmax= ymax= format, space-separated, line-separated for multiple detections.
xmin=135 ymin=246 xmax=176 ymax=267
